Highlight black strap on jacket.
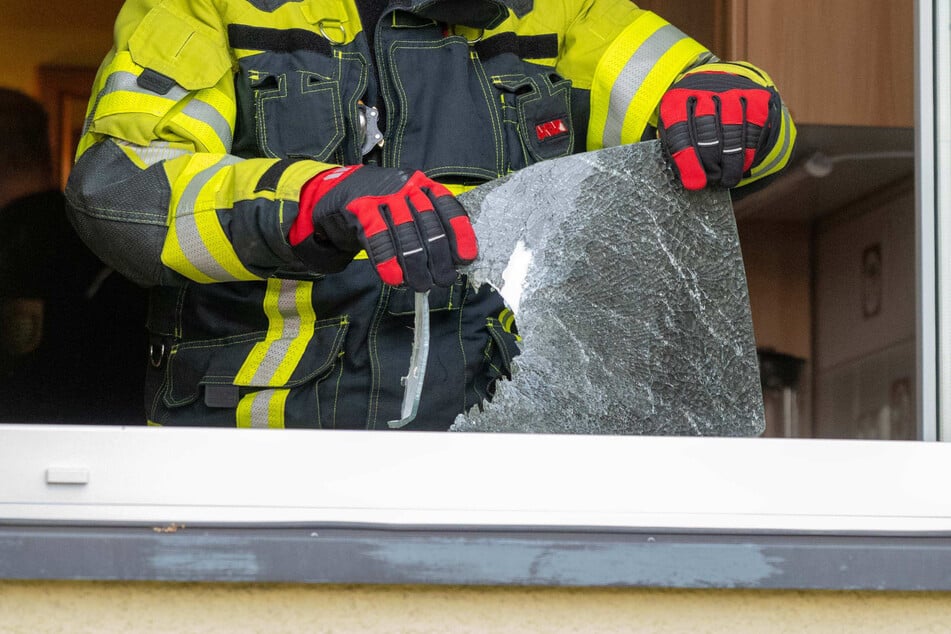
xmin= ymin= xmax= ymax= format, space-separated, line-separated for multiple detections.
xmin=473 ymin=32 xmax=558 ymax=61
xmin=228 ymin=24 xmax=334 ymax=56
xmin=354 ymin=0 xmax=388 ymax=46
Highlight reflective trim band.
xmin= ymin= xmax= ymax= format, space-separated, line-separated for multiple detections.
xmin=115 ymin=140 xmax=190 ymax=167
xmin=236 ymin=389 xmax=289 ymax=429
xmin=85 ymin=52 xmax=235 ymax=154
xmin=500 ymin=308 xmax=516 ymax=333
xmin=747 ymin=105 xmax=797 ymax=183
xmin=162 ymin=155 xmax=261 ymax=283
xmin=176 ymin=96 xmax=234 ymax=153
xmin=92 ymin=71 xmax=186 ymax=125
xmin=234 ymin=278 xmax=316 ymax=387
xmin=588 ymin=12 xmax=710 ymax=149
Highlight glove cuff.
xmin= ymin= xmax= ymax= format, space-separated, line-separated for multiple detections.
xmin=678 ymin=61 xmax=778 ymax=89
xmin=288 ymin=165 xmax=362 ymax=247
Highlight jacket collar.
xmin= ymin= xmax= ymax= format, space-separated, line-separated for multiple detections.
xmin=393 ymin=0 xmax=532 ymax=29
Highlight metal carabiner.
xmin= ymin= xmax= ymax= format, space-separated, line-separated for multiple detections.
xmin=357 ymin=104 xmax=384 ymax=155
xmin=450 ymin=26 xmax=485 ymax=45
xmin=467 ymin=28 xmax=485 ymax=45
xmin=317 ymin=19 xmax=347 ymax=45
xmin=149 ymin=343 xmax=166 ymax=368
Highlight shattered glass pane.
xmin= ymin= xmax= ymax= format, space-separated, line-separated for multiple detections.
xmin=452 ymin=141 xmax=764 ymax=436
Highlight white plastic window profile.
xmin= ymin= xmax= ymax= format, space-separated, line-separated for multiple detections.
xmin=0 ymin=0 xmax=950 ymax=591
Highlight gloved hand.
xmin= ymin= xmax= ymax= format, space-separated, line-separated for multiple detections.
xmin=658 ymin=63 xmax=782 ymax=190
xmin=288 ymin=165 xmax=478 ymax=291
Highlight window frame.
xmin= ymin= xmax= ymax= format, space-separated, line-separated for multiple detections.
xmin=0 ymin=0 xmax=949 ymax=590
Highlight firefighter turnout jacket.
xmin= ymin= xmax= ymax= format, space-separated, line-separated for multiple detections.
xmin=66 ymin=0 xmax=796 ymax=429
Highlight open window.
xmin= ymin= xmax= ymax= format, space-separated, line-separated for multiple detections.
xmin=1 ymin=0 xmax=950 ymax=590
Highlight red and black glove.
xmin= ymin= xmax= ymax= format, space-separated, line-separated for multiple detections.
xmin=288 ymin=165 xmax=478 ymax=291
xmin=658 ymin=65 xmax=782 ymax=190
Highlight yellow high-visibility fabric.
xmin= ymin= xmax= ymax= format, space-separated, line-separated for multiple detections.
xmin=234 ymin=279 xmax=317 ymax=387
xmin=76 ymin=0 xmax=796 ymax=290
xmin=236 ymin=388 xmax=290 ymax=428
xmin=587 ymin=11 xmax=710 ymax=150
xmin=76 ymin=0 xmax=336 ymax=285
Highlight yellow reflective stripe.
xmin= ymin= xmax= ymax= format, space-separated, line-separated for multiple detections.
xmin=101 ymin=51 xmax=141 ymax=77
xmin=162 ymin=155 xmax=261 ymax=283
xmin=90 ymin=53 xmax=187 ymax=123
xmin=85 ymin=50 xmax=236 ymax=155
xmin=744 ymin=105 xmax=798 ymax=185
xmin=500 ymin=308 xmax=516 ymax=333
xmin=196 ymin=85 xmax=237 ymax=128
xmin=236 ymin=389 xmax=289 ymax=428
xmin=96 ymin=86 xmax=179 ymax=121
xmin=169 ymin=85 xmax=236 ymax=154
xmin=588 ymin=12 xmax=709 ymax=149
xmin=234 ymin=279 xmax=316 ymax=387
xmin=691 ymin=61 xmax=776 ymax=87
xmin=169 ymin=107 xmax=229 ymax=154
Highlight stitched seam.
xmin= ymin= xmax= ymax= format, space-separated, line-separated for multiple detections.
xmin=299 ymin=70 xmax=345 ymax=160
xmin=255 ymin=72 xmax=287 ymax=158
xmin=388 ymin=38 xmax=466 ymax=169
xmin=165 ymin=315 xmax=348 ymax=406
xmin=365 ymin=283 xmax=389 ymax=429
xmin=337 ymin=50 xmax=369 ymax=161
xmin=469 ymin=49 xmax=505 ymax=177
xmin=329 ymin=351 xmax=345 ymax=429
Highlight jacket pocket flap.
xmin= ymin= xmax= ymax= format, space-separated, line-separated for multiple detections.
xmin=129 ymin=4 xmax=231 ymax=91
xmin=387 ymin=276 xmax=465 ymax=315
xmin=165 ymin=315 xmax=348 ymax=407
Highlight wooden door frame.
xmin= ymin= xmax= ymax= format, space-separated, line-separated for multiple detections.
xmin=36 ymin=65 xmax=97 ymax=190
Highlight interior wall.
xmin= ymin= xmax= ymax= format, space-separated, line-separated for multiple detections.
xmin=813 ymin=181 xmax=917 ymax=439
xmin=0 ymin=0 xmax=120 ymax=95
xmin=737 ymin=220 xmax=811 ymax=360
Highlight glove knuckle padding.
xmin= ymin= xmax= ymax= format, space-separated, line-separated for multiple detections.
xmin=294 ymin=165 xmax=477 ymax=290
xmin=432 ymin=195 xmax=478 ymax=264
xmin=659 ymin=69 xmax=782 ymax=190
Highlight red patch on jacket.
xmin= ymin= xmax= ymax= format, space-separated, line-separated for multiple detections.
xmin=535 ymin=118 xmax=568 ymax=141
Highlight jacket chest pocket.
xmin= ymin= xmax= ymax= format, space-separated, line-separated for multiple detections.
xmin=233 ymin=45 xmax=367 ymax=163
xmin=385 ymin=35 xmax=505 ymax=181
xmin=384 ymin=24 xmax=575 ymax=180
xmin=490 ymin=67 xmax=574 ymax=170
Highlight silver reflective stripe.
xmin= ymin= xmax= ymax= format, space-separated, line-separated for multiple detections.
xmin=602 ymin=24 xmax=689 ymax=148
xmin=83 ymin=71 xmax=187 ymax=137
xmin=181 ymin=97 xmax=234 ymax=151
xmin=83 ymin=68 xmax=231 ymax=150
xmin=252 ymin=280 xmax=303 ymax=385
xmin=104 ymin=70 xmax=187 ymax=101
xmin=115 ymin=140 xmax=190 ymax=166
xmin=174 ymin=155 xmax=244 ymax=281
xmin=248 ymin=390 xmax=274 ymax=428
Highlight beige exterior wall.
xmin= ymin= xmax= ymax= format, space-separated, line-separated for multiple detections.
xmin=2 ymin=582 xmax=951 ymax=633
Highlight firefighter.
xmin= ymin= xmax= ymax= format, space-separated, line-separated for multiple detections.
xmin=0 ymin=88 xmax=147 ymax=422
xmin=66 ymin=0 xmax=796 ymax=430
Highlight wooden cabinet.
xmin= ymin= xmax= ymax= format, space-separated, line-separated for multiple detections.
xmin=637 ymin=0 xmax=915 ymax=127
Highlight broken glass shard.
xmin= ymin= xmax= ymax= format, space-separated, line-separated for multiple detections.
xmin=452 ymin=140 xmax=764 ymax=436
